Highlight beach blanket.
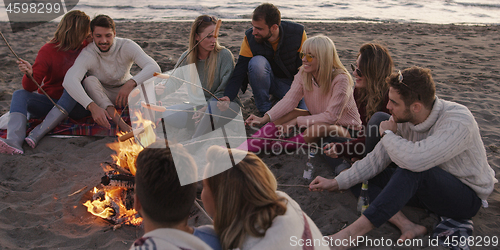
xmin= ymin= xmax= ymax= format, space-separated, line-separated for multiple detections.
xmin=432 ymin=216 xmax=474 ymax=250
xmin=0 ymin=109 xmax=130 ymax=139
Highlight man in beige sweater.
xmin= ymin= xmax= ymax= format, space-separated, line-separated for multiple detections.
xmin=63 ymin=15 xmax=160 ymax=131
xmin=310 ymin=66 xmax=497 ymax=247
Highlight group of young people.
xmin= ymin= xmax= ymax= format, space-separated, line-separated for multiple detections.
xmin=0 ymin=2 xmax=497 ymax=250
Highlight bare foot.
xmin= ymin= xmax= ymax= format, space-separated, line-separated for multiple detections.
xmin=398 ymin=222 xmax=427 ymax=243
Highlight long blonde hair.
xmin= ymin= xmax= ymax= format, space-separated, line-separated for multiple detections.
xmin=187 ymin=15 xmax=224 ymax=89
xmin=50 ymin=10 xmax=90 ymax=51
xmin=204 ymin=146 xmax=287 ymax=250
xmin=356 ymin=43 xmax=393 ymax=121
xmin=301 ymin=35 xmax=353 ymax=95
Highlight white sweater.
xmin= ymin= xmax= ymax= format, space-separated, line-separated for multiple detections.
xmin=241 ymin=191 xmax=329 ymax=250
xmin=129 ymin=228 xmax=212 ymax=250
xmin=335 ymin=97 xmax=497 ymax=201
xmin=63 ymin=37 xmax=161 ymax=108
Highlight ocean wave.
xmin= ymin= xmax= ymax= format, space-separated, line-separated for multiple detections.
xmin=454 ymin=1 xmax=500 ymax=9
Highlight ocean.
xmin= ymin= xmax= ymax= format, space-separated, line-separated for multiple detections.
xmin=1 ymin=0 xmax=500 ymax=25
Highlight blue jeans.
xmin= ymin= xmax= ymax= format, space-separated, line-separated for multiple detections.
xmin=357 ymin=167 xmax=482 ymax=228
xmin=162 ymin=103 xmax=196 ymax=129
xmin=10 ymin=89 xmax=89 ymax=120
xmin=248 ymin=56 xmax=306 ymax=113
xmin=364 ymin=111 xmax=391 ymax=156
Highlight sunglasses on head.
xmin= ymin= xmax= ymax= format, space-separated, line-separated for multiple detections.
xmin=397 ymin=70 xmax=421 ymax=101
xmin=350 ymin=64 xmax=362 ymax=77
xmin=299 ymin=52 xmax=315 ymax=62
xmin=197 ymin=16 xmax=217 ymax=30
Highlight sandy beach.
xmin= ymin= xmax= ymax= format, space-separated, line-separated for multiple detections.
xmin=0 ymin=21 xmax=499 ymax=249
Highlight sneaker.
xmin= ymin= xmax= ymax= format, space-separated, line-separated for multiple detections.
xmin=334 ymin=160 xmax=351 ymax=176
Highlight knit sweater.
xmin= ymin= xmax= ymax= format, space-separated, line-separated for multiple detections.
xmin=63 ymin=37 xmax=161 ymax=109
xmin=129 ymin=228 xmax=212 ymax=250
xmin=266 ymin=69 xmax=362 ymax=129
xmin=335 ymin=97 xmax=497 ymax=201
xmin=22 ymin=42 xmax=86 ymax=99
xmin=240 ymin=191 xmax=329 ymax=250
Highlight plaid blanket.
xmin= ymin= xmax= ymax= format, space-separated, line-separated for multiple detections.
xmin=432 ymin=216 xmax=474 ymax=250
xmin=0 ymin=109 xmax=130 ymax=139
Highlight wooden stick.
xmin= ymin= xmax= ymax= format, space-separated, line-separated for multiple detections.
xmin=278 ymin=184 xmax=310 ymax=188
xmin=194 ymin=200 xmax=213 ymax=224
xmin=68 ymin=186 xmax=88 ymax=197
xmin=0 ymin=30 xmax=68 ymax=115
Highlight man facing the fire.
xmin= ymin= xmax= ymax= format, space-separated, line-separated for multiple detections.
xmin=131 ymin=141 xmax=219 ymax=250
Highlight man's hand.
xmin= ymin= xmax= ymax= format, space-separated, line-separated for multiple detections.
xmin=309 ymin=176 xmax=339 ymax=192
xmin=379 ymin=116 xmax=397 ymax=136
xmin=245 ymin=113 xmax=270 ymax=127
xmin=277 ymin=118 xmax=297 ymax=137
xmin=87 ymin=102 xmax=111 ymax=129
xmin=217 ymin=96 xmax=230 ymax=111
xmin=115 ymin=79 xmax=137 ymax=108
xmin=17 ymin=59 xmax=33 ymax=75
xmin=323 ymin=142 xmax=339 ymax=158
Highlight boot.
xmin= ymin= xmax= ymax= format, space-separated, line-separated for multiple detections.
xmin=0 ymin=112 xmax=27 ymax=155
xmin=237 ymin=122 xmax=278 ymax=152
xmin=25 ymin=106 xmax=68 ymax=148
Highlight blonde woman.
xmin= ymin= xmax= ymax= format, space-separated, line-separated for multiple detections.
xmin=244 ymin=35 xmax=361 ymax=153
xmin=201 ymin=146 xmax=328 ymax=250
xmin=161 ymin=15 xmax=235 ymax=137
xmin=0 ymin=10 xmax=91 ymax=154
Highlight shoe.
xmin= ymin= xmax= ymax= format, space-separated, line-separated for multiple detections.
xmin=25 ymin=106 xmax=68 ymax=148
xmin=0 ymin=112 xmax=27 ymax=154
xmin=237 ymin=122 xmax=278 ymax=152
xmin=334 ymin=160 xmax=351 ymax=176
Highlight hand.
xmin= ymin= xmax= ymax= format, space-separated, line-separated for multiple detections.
xmin=309 ymin=176 xmax=339 ymax=192
xmin=155 ymin=84 xmax=165 ymax=96
xmin=245 ymin=114 xmax=270 ymax=127
xmin=277 ymin=118 xmax=297 ymax=137
xmin=379 ymin=116 xmax=397 ymax=136
xmin=217 ymin=96 xmax=230 ymax=111
xmin=323 ymin=142 xmax=339 ymax=158
xmin=87 ymin=102 xmax=111 ymax=129
xmin=17 ymin=59 xmax=33 ymax=75
xmin=192 ymin=106 xmax=207 ymax=123
xmin=115 ymin=79 xmax=137 ymax=108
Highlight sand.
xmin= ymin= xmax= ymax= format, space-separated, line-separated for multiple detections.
xmin=0 ymin=21 xmax=499 ymax=249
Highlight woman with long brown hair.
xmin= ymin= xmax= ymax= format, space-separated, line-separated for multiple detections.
xmin=201 ymin=146 xmax=328 ymax=250
xmin=159 ymin=15 xmax=235 ymax=137
xmin=0 ymin=10 xmax=91 ymax=154
xmin=324 ymin=43 xmax=394 ymax=171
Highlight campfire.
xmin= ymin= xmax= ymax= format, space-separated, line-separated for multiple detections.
xmin=83 ymin=133 xmax=145 ymax=226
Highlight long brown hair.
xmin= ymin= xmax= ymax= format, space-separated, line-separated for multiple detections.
xmin=302 ymin=35 xmax=353 ymax=95
xmin=187 ymin=15 xmax=224 ymax=89
xmin=50 ymin=10 xmax=90 ymax=51
xmin=356 ymin=43 xmax=394 ymax=121
xmin=204 ymin=146 xmax=287 ymax=250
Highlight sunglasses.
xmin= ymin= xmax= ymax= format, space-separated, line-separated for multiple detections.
xmin=196 ymin=16 xmax=217 ymax=30
xmin=350 ymin=64 xmax=362 ymax=77
xmin=299 ymin=52 xmax=315 ymax=62
xmin=397 ymin=70 xmax=421 ymax=100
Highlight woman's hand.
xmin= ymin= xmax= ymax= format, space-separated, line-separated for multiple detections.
xmin=192 ymin=105 xmax=207 ymax=123
xmin=17 ymin=59 xmax=33 ymax=75
xmin=245 ymin=114 xmax=270 ymax=127
xmin=323 ymin=142 xmax=339 ymax=158
xmin=277 ymin=118 xmax=297 ymax=137
xmin=309 ymin=176 xmax=339 ymax=192
xmin=217 ymin=96 xmax=230 ymax=111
